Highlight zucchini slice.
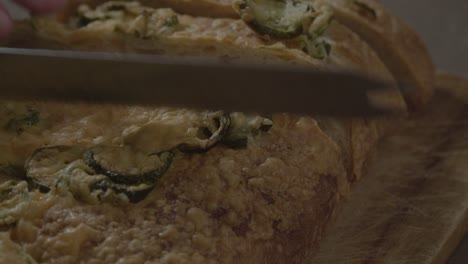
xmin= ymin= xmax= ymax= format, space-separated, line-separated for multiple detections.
xmin=178 ymin=112 xmax=231 ymax=152
xmin=57 ymin=163 xmax=156 ymax=204
xmin=89 ymin=178 xmax=155 ymax=203
xmin=300 ymin=6 xmax=333 ymax=60
xmin=222 ymin=113 xmax=273 ymax=148
xmin=3 ymin=108 xmax=40 ymax=134
xmin=301 ymin=35 xmax=332 ymax=60
xmin=84 ymin=146 xmax=174 ymax=185
xmin=56 ymin=163 xmax=156 ymax=204
xmin=235 ymin=0 xmax=314 ymax=38
xmin=25 ymin=146 xmax=86 ymax=192
xmin=26 ymin=145 xmax=173 ymax=204
xmin=178 ymin=112 xmax=272 ymax=150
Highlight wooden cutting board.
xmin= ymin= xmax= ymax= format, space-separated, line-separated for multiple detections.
xmin=310 ymin=74 xmax=468 ymax=264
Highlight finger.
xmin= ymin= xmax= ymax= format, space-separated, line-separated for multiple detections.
xmin=0 ymin=2 xmax=13 ymax=40
xmin=14 ymin=0 xmax=66 ymax=15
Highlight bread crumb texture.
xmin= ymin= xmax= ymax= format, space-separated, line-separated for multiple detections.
xmin=0 ymin=0 xmax=414 ymax=262
xmin=0 ymin=102 xmax=348 ymax=263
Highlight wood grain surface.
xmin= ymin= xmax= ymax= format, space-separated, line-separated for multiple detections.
xmin=310 ymin=74 xmax=468 ymax=264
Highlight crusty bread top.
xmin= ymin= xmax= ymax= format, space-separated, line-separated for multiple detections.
xmin=0 ymin=1 xmax=433 ymax=263
xmin=58 ymin=0 xmax=434 ymax=109
xmin=0 ymin=103 xmax=347 ymax=264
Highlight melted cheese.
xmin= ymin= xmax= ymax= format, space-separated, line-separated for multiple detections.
xmin=0 ymin=232 xmax=37 ymax=264
xmin=0 ymin=100 xmax=347 ymax=263
xmin=123 ymin=121 xmax=201 ymax=154
xmin=76 ymin=2 xmax=182 ymax=38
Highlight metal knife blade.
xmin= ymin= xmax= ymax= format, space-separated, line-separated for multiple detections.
xmin=0 ymin=48 xmax=401 ymax=116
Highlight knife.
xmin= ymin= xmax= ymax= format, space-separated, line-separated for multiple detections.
xmin=0 ymin=47 xmax=403 ymax=116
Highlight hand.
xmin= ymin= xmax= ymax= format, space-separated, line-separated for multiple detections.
xmin=0 ymin=0 xmax=66 ymax=39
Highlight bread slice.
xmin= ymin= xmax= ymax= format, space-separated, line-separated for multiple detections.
xmin=314 ymin=0 xmax=435 ymax=109
xmin=62 ymin=0 xmax=433 ymax=109
xmin=9 ymin=1 xmax=398 ymax=180
xmin=0 ymin=1 xmax=433 ymax=263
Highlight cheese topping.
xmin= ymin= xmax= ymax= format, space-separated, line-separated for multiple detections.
xmin=0 ymin=101 xmax=347 ymax=263
xmin=74 ymin=1 xmax=183 ymax=38
xmin=0 ymin=3 xmax=351 ymax=262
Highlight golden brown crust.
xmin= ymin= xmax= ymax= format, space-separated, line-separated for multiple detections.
xmin=240 ymin=175 xmax=340 ymax=263
xmin=57 ymin=0 xmax=435 ymax=110
xmin=59 ymin=0 xmax=436 ymax=110
xmin=75 ymin=0 xmax=436 ymax=110
xmin=1 ymin=1 xmax=434 ymax=263
xmin=0 ymin=105 xmax=348 ymax=263
xmin=302 ymin=20 xmax=400 ymax=182
xmin=8 ymin=3 xmax=401 ymax=186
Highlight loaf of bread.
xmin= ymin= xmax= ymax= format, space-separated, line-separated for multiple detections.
xmin=0 ymin=1 xmax=434 ymax=263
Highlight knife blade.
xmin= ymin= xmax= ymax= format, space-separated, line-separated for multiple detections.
xmin=0 ymin=48 xmax=402 ymax=116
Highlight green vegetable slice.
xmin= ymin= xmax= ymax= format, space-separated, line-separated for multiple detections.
xmin=4 ymin=108 xmax=40 ymax=134
xmin=178 ymin=112 xmax=231 ymax=152
xmin=25 ymin=144 xmax=173 ymax=204
xmin=84 ymin=146 xmax=173 ymax=185
xmin=56 ymin=166 xmax=155 ymax=204
xmin=222 ymin=113 xmax=273 ymax=148
xmin=301 ymin=35 xmax=332 ymax=60
xmin=25 ymin=146 xmax=86 ymax=192
xmin=178 ymin=112 xmax=273 ymax=150
xmin=163 ymin=15 xmax=179 ymax=27
xmin=89 ymin=178 xmax=155 ymax=203
xmin=235 ymin=0 xmax=314 ymax=39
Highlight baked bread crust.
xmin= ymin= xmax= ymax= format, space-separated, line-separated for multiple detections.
xmin=9 ymin=2 xmax=399 ymax=181
xmin=60 ymin=0 xmax=434 ymax=109
xmin=1 ymin=1 xmax=434 ymax=263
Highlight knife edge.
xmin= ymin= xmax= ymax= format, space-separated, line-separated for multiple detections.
xmin=0 ymin=48 xmax=404 ymax=116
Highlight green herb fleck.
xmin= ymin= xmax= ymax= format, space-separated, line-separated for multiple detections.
xmin=235 ymin=0 xmax=314 ymax=39
xmin=4 ymin=109 xmax=40 ymax=134
xmin=302 ymin=35 xmax=332 ymax=60
xmin=164 ymin=15 xmax=179 ymax=27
